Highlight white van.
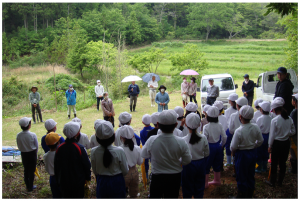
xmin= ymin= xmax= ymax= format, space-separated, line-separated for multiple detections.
xmin=200 ymin=74 xmax=238 ymax=113
xmin=256 ymin=69 xmax=298 ymax=102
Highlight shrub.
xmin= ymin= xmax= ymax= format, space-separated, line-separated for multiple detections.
xmin=45 ymin=74 xmax=84 ymax=91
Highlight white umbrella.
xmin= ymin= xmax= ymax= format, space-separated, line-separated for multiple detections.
xmin=121 ymin=75 xmax=142 ymax=83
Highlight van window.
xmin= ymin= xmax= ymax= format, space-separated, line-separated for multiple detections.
xmin=257 ymin=75 xmax=262 ymax=87
xmin=202 ymin=77 xmax=234 ymax=92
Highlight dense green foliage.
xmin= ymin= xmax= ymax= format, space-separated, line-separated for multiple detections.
xmin=45 ymin=73 xmax=84 ymax=91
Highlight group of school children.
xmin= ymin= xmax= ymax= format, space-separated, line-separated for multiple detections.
xmin=16 ymin=92 xmax=297 ymax=198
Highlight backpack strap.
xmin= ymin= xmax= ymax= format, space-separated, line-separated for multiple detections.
xmin=72 ymin=142 xmax=82 ymax=156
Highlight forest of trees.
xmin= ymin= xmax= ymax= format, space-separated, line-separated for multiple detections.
xmin=2 ymin=3 xmax=297 ymax=69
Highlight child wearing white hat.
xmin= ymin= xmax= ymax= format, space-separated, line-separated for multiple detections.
xmin=289 ymin=94 xmax=298 ymax=174
xmin=41 ymin=119 xmax=65 ymax=153
xmin=265 ymin=97 xmax=295 ymax=187
xmin=185 ymin=102 xmax=202 ymax=134
xmin=147 ymin=112 xmax=160 ymax=139
xmin=200 ymin=105 xmax=211 ymax=131
xmin=174 ymin=106 xmax=190 ymax=136
xmin=72 ymin=117 xmax=90 ymax=149
xmin=226 ymin=97 xmax=248 ymax=167
xmin=255 ymin=101 xmax=272 ymax=173
xmin=230 ymin=105 xmax=264 ymax=198
xmin=182 ymin=113 xmax=209 ymax=198
xmin=213 ymin=101 xmax=228 ymax=132
xmin=91 ymin=121 xmax=129 ymax=198
xmin=115 ymin=112 xmax=140 ymax=146
xmin=17 ymin=117 xmax=38 ymax=192
xmin=140 ymin=114 xmax=154 ymax=181
xmin=89 ymin=119 xmax=105 ymax=149
xmin=253 ymin=98 xmax=264 ymax=122
xmin=225 ymin=93 xmax=238 ymax=125
xmin=141 ymin=110 xmax=191 ymax=198
xmin=203 ymin=106 xmax=227 ymax=188
xmin=120 ymin=125 xmax=143 ymax=198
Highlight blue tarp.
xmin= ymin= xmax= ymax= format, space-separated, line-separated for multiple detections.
xmin=2 ymin=147 xmax=21 ymax=156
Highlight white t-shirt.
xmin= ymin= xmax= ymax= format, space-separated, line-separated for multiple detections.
xmin=89 ymin=134 xmax=99 ymax=149
xmin=43 ymin=150 xmax=55 ymax=176
xmin=78 ymin=133 xmax=90 ymax=149
xmin=224 ymin=106 xmax=237 ymax=126
xmin=182 ymin=132 xmax=209 ymax=160
xmin=228 ymin=111 xmax=241 ymax=135
xmin=268 ymin=115 xmax=296 ymax=148
xmin=114 ymin=127 xmax=138 ymax=146
xmin=256 ymin=114 xmax=272 ymax=134
xmin=230 ymin=123 xmax=263 ymax=152
xmin=141 ymin=133 xmax=191 ymax=174
xmin=91 ymin=145 xmax=129 ymax=176
xmin=148 ymin=80 xmax=158 ymax=90
xmin=203 ymin=122 xmax=227 ymax=146
xmin=253 ymin=110 xmax=262 ymax=123
xmin=218 ymin=115 xmax=228 ymax=132
xmin=121 ymin=145 xmax=143 ymax=167
xmin=16 ymin=130 xmax=39 ymax=152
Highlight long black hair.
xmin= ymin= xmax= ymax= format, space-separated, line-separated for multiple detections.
xmin=96 ymin=135 xmax=115 ymax=168
xmin=187 ymin=126 xmax=201 ymax=145
xmin=124 ymin=138 xmax=134 ymax=151
xmin=207 ymin=116 xmax=218 ymax=123
xmin=274 ymin=107 xmax=289 ymax=120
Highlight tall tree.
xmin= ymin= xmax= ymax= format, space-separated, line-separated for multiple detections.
xmin=126 ymin=11 xmax=142 ymax=44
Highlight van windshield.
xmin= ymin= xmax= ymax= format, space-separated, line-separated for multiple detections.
xmin=202 ymin=77 xmax=234 ymax=92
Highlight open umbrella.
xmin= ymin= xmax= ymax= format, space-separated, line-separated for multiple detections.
xmin=121 ymin=75 xmax=142 ymax=83
xmin=142 ymin=73 xmax=160 ymax=83
xmin=180 ymin=69 xmax=199 ymax=75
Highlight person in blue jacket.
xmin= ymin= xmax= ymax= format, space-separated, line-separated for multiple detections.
xmin=128 ymin=81 xmax=140 ymax=112
xmin=155 ymin=85 xmax=170 ymax=112
xmin=66 ymin=84 xmax=77 ymax=119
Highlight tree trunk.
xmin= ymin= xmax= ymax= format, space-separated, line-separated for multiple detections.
xmin=80 ymin=69 xmax=83 ymax=78
xmin=206 ymin=28 xmax=210 ymax=41
xmin=24 ymin=16 xmax=26 ymax=30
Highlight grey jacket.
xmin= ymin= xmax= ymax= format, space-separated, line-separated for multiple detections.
xmin=29 ymin=92 xmax=40 ymax=104
xmin=207 ymin=85 xmax=219 ymax=98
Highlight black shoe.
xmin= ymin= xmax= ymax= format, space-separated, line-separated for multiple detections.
xmin=247 ymin=189 xmax=254 ymax=198
xmin=130 ymin=106 xmax=132 ymax=112
xmin=68 ymin=115 xmax=70 ymax=119
xmin=27 ymin=185 xmax=37 ymax=192
xmin=74 ymin=114 xmax=77 ymax=118
xmin=265 ymin=180 xmax=275 ymax=187
xmin=41 ymin=120 xmax=44 ymax=123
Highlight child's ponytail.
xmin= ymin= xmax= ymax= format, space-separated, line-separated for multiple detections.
xmin=274 ymin=107 xmax=289 ymax=120
xmin=124 ymin=138 xmax=134 ymax=151
xmin=188 ymin=128 xmax=201 ymax=145
xmin=96 ymin=135 xmax=115 ymax=168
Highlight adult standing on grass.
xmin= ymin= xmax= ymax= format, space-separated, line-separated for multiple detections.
xmin=274 ymin=67 xmax=294 ymax=115
xmin=101 ymin=92 xmax=115 ymax=127
xmin=95 ymin=80 xmax=104 ymax=111
xmin=29 ymin=86 xmax=43 ymax=124
xmin=181 ymin=77 xmax=189 ymax=108
xmin=188 ymin=77 xmax=198 ymax=105
xmin=128 ymin=81 xmax=140 ymax=112
xmin=242 ymin=74 xmax=255 ymax=106
xmin=155 ymin=85 xmax=170 ymax=112
xmin=148 ymin=75 xmax=158 ymax=107
xmin=206 ymin=78 xmax=219 ymax=106
xmin=65 ymin=84 xmax=77 ymax=119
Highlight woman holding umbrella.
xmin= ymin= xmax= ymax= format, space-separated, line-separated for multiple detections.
xmin=155 ymin=85 xmax=170 ymax=112
xmin=188 ymin=77 xmax=198 ymax=105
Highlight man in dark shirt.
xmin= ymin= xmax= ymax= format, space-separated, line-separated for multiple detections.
xmin=54 ymin=122 xmax=91 ymax=198
xmin=274 ymin=67 xmax=294 ymax=115
xmin=128 ymin=81 xmax=140 ymax=112
xmin=242 ymin=74 xmax=255 ymax=106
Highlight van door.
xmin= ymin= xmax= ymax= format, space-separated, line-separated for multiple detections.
xmin=256 ymin=74 xmax=263 ymax=99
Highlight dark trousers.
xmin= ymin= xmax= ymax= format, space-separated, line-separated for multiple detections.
xmin=189 ymin=95 xmax=197 ymax=103
xmin=50 ymin=175 xmax=62 ymax=198
xmin=97 ymin=97 xmax=103 ymax=110
xmin=150 ymin=172 xmax=181 ymax=198
xmin=207 ymin=97 xmax=216 ymax=106
xmin=31 ymin=104 xmax=42 ymax=122
xmin=104 ymin=116 xmax=115 ymax=127
xmin=21 ymin=150 xmax=37 ymax=191
xmin=244 ymin=95 xmax=253 ymax=107
xmin=270 ymin=139 xmax=290 ymax=184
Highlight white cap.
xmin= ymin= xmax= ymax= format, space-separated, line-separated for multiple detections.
xmin=235 ymin=97 xmax=248 ymax=106
xmin=72 ymin=117 xmax=82 ymax=125
xmin=19 ymin=117 xmax=32 ymax=127
xmin=239 ymin=105 xmax=254 ymax=120
xmin=118 ymin=112 xmax=132 ymax=125
xmin=151 ymin=112 xmax=160 ymax=125
xmin=227 ymin=93 xmax=238 ymax=101
xmin=185 ymin=102 xmax=198 ymax=112
xmin=44 ymin=119 xmax=57 ymax=131
xmin=292 ymin=93 xmax=298 ymax=100
xmin=207 ymin=106 xmax=219 ymax=118
xmin=186 ymin=113 xmax=201 ymax=129
xmin=203 ymin=105 xmax=211 ymax=113
xmin=158 ymin=110 xmax=178 ymax=125
xmin=97 ymin=80 xmax=100 ymax=83
xmin=213 ymin=101 xmax=224 ymax=111
xmin=63 ymin=122 xmax=81 ymax=139
xmin=94 ymin=119 xmax=105 ymax=129
xmin=258 ymin=101 xmax=271 ymax=112
xmin=254 ymin=98 xmax=264 ymax=107
xmin=174 ymin=106 xmax=184 ymax=118
xmin=96 ymin=121 xmax=114 ymax=140
xmin=271 ymin=97 xmax=285 ymax=110
xmin=142 ymin=114 xmax=151 ymax=125
xmin=119 ymin=125 xmax=135 ymax=139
